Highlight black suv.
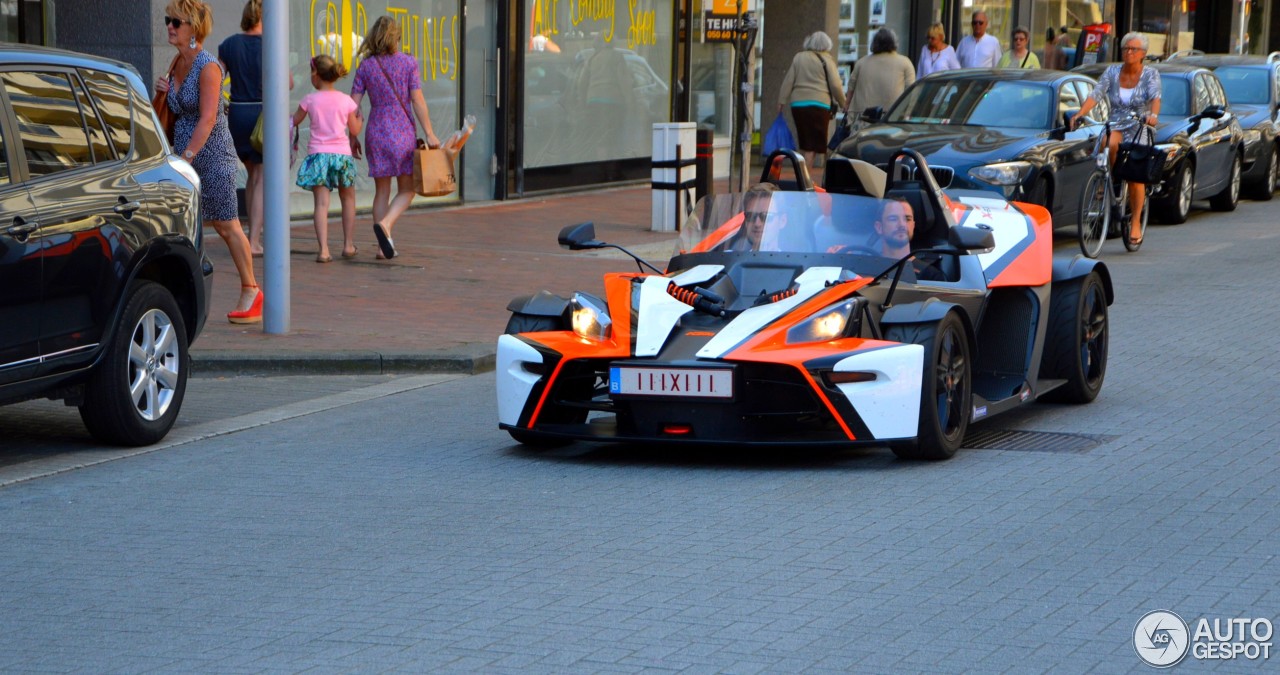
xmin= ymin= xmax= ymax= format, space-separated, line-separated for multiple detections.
xmin=1165 ymin=51 xmax=1280 ymax=200
xmin=0 ymin=45 xmax=211 ymax=445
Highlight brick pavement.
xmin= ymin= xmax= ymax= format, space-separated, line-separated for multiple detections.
xmin=192 ymin=184 xmax=677 ymax=374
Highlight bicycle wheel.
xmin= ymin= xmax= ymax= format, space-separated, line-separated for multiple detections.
xmin=1077 ymin=170 xmax=1109 ymax=258
xmin=1123 ymin=185 xmax=1150 ymax=252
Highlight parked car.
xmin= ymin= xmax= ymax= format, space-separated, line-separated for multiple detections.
xmin=832 ymin=69 xmax=1110 ymax=230
xmin=1073 ymin=62 xmax=1245 ymax=223
xmin=496 ymin=150 xmax=1114 ymax=461
xmin=0 ymin=45 xmax=211 ymax=445
xmin=1164 ymin=51 xmax=1280 ymax=199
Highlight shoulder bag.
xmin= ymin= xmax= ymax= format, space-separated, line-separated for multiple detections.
xmin=1114 ymin=122 xmax=1166 ymax=184
xmin=373 ymin=57 xmax=454 ymax=197
xmin=151 ymin=54 xmax=180 ymax=144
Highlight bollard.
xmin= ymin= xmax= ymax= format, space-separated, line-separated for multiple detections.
xmin=651 ymin=122 xmax=697 ymax=232
xmin=695 ymin=127 xmax=714 ymax=204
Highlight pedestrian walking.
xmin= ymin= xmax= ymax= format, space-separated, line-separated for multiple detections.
xmin=845 ymin=28 xmax=915 ymax=118
xmin=777 ymin=31 xmax=845 ymax=169
xmin=998 ymin=26 xmax=1040 ymax=69
xmin=1042 ymin=27 xmax=1064 ymax=70
xmin=1070 ymin=33 xmax=1162 ymax=245
xmin=956 ymin=11 xmax=1002 ymax=68
xmin=350 ymin=15 xmax=440 ymax=260
xmin=157 ymin=0 xmax=261 ymax=323
xmin=218 ymin=0 xmax=265 ymax=257
xmin=294 ymin=55 xmax=362 ymax=263
xmin=917 ymin=22 xmax=960 ymax=79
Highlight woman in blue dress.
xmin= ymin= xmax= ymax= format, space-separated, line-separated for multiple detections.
xmin=1071 ymin=32 xmax=1162 ymax=246
xmin=156 ymin=0 xmax=262 ymax=323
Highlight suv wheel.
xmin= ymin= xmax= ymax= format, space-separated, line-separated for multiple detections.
xmin=1247 ymin=145 xmax=1277 ymax=201
xmin=1156 ymin=160 xmax=1193 ymax=224
xmin=79 ymin=281 xmax=189 ymax=446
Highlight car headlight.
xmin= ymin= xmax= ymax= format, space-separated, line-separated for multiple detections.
xmin=969 ymin=161 xmax=1033 ymax=186
xmin=1244 ymin=128 xmax=1262 ymax=145
xmin=787 ymin=298 xmax=862 ymax=344
xmin=571 ymin=292 xmax=612 ymax=341
xmin=1155 ymin=143 xmax=1183 ymax=168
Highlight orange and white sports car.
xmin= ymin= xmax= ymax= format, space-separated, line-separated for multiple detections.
xmin=497 ymin=150 xmax=1114 ymax=460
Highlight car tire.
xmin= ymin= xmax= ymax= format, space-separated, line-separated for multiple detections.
xmin=885 ymin=313 xmax=971 ymax=461
xmin=1209 ymin=152 xmax=1241 ymax=211
xmin=1155 ymin=160 xmax=1193 ymax=224
xmin=504 ymin=312 xmax=564 ymax=334
xmin=1246 ymin=145 xmax=1276 ymax=201
xmin=79 ymin=281 xmax=189 ymax=446
xmin=1039 ymin=272 xmax=1108 ymax=404
xmin=1027 ymin=175 xmax=1050 ymax=209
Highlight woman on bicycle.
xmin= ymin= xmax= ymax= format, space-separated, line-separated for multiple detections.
xmin=1071 ymin=32 xmax=1161 ymax=245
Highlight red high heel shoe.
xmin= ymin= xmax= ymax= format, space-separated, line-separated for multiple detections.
xmin=227 ymin=285 xmax=263 ymax=324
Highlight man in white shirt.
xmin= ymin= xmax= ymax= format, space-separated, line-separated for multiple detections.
xmin=956 ymin=11 xmax=1002 ymax=68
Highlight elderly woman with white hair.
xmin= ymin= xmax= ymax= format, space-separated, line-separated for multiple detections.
xmin=1071 ymin=31 xmax=1161 ymax=245
xmin=845 ymin=27 xmax=915 ymax=121
xmin=777 ymin=31 xmax=845 ymax=168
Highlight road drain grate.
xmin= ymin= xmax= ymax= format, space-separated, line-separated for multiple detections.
xmin=962 ymin=429 xmax=1114 ymax=453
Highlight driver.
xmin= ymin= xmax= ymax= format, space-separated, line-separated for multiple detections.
xmin=874 ymin=197 xmax=945 ymax=281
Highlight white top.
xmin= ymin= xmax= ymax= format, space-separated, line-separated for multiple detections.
xmin=917 ymin=45 xmax=961 ymax=78
xmin=1119 ymin=86 xmax=1135 ymax=105
xmin=956 ymin=34 xmax=1002 ymax=68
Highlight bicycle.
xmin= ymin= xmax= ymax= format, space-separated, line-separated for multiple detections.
xmin=1076 ymin=115 xmax=1153 ymax=257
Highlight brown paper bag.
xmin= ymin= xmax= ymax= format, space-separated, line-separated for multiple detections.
xmin=411 ymin=140 xmax=456 ymax=197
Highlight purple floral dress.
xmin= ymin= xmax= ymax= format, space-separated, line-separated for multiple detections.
xmin=351 ymin=53 xmax=422 ymax=177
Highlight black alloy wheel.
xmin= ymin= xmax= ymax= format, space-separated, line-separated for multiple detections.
xmin=886 ymin=312 xmax=972 ymax=461
xmin=1209 ymin=153 xmax=1241 ymax=211
xmin=1156 ymin=160 xmax=1193 ymax=224
xmin=1040 ymin=272 xmax=1108 ymax=403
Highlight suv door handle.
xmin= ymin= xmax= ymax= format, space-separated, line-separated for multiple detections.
xmin=5 ymin=218 xmax=38 ymax=237
xmin=113 ymin=199 xmax=142 ymax=216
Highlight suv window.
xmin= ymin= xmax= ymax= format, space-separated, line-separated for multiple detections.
xmin=81 ymin=69 xmax=133 ymax=159
xmin=0 ymin=70 xmax=95 ymax=177
xmin=71 ymin=74 xmax=113 ymax=162
xmin=1193 ymin=73 xmax=1212 ymax=114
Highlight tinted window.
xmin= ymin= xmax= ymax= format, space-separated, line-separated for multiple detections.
xmin=130 ymin=87 xmax=166 ymax=159
xmin=1205 ymin=73 xmax=1228 ymax=107
xmin=1161 ymin=77 xmax=1189 ymax=116
xmin=1193 ymin=74 xmax=1211 ymax=113
xmin=0 ymin=71 xmax=94 ymax=176
xmin=71 ymin=74 xmax=112 ymax=162
xmin=889 ymin=80 xmax=1051 ymax=129
xmin=0 ymin=122 xmax=8 ymax=185
xmin=1214 ymin=66 xmax=1269 ymax=105
xmin=81 ymin=69 xmax=132 ymax=159
xmin=1058 ymin=81 xmax=1082 ymax=120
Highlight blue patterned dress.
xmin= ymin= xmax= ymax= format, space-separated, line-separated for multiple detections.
xmin=1088 ymin=64 xmax=1162 ymax=142
xmin=169 ymin=49 xmax=240 ymax=221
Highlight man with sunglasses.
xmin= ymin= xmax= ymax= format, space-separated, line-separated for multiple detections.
xmin=956 ymin=11 xmax=1002 ymax=68
xmin=724 ymin=183 xmax=789 ymax=252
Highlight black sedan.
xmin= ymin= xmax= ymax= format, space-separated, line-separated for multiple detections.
xmin=1073 ymin=62 xmax=1245 ymax=223
xmin=833 ymin=69 xmax=1110 ymax=230
xmin=1164 ymin=52 xmax=1280 ymax=200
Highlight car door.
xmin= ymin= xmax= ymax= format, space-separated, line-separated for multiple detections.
xmin=0 ymin=107 xmax=43 ymax=386
xmin=1190 ymin=72 xmax=1230 ymax=195
xmin=0 ymin=68 xmax=146 ymax=375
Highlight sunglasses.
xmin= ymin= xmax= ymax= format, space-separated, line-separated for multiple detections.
xmin=1121 ymin=46 xmax=1145 ymax=53
xmin=743 ymin=211 xmax=771 ymax=224
xmin=164 ymin=16 xmax=187 ymax=28
xmin=972 ymin=19 xmax=986 ymax=25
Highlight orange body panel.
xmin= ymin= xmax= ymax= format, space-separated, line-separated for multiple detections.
xmin=990 ymin=202 xmax=1052 ymax=288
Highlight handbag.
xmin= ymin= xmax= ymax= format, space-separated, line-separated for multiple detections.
xmin=374 ymin=57 xmax=452 ymax=197
xmin=1114 ymin=124 xmax=1166 ymax=184
xmin=814 ymin=52 xmax=849 ymax=151
xmin=150 ymin=54 xmax=179 ymax=144
xmin=250 ymin=111 xmax=265 ymax=153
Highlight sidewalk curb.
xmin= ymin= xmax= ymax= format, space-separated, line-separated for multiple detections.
xmin=192 ymin=346 xmax=496 ymax=377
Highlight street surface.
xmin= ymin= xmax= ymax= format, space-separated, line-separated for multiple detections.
xmin=1 ymin=198 xmax=1277 ymax=671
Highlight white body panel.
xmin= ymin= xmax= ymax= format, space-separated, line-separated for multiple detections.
xmin=832 ymin=344 xmax=925 ymax=440
xmin=697 ymin=267 xmax=843 ymax=358
xmin=954 ymin=194 xmax=1031 ymax=276
xmin=634 ymin=265 xmax=724 ymax=357
xmin=496 ymin=335 xmax=543 ymax=426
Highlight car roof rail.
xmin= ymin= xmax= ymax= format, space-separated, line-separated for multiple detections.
xmin=1166 ymin=49 xmax=1204 ymax=61
xmin=1268 ymin=51 xmax=1280 ymax=64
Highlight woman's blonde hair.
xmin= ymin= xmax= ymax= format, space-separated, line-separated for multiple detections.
xmin=359 ymin=16 xmax=401 ymax=58
xmin=927 ymin=23 xmax=946 ymax=43
xmin=165 ymin=0 xmax=212 ymax=43
xmin=240 ymin=0 xmax=261 ymax=32
xmin=311 ymin=54 xmax=348 ymax=82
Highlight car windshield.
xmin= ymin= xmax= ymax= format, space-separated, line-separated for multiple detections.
xmin=1214 ymin=66 xmax=1270 ymax=105
xmin=1160 ymin=78 xmax=1190 ymax=116
xmin=886 ymin=79 xmax=1051 ymax=128
xmin=675 ymin=191 xmax=903 ymax=274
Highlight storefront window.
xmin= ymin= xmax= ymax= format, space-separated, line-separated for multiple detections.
xmin=522 ymin=0 xmax=673 ymax=169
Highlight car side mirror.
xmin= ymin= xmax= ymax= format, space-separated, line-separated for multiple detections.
xmin=1200 ymin=104 xmax=1226 ymax=120
xmin=949 ymin=225 xmax=995 ymax=252
xmin=558 ymin=222 xmax=604 ymax=250
xmin=860 ymin=106 xmax=884 ymax=123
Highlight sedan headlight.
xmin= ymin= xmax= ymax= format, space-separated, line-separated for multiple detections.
xmin=786 ymin=298 xmax=862 ymax=344
xmin=571 ymin=292 xmax=612 ymax=341
xmin=1244 ymin=128 xmax=1262 ymax=145
xmin=969 ymin=161 xmax=1034 ymax=186
xmin=1155 ymin=143 xmax=1183 ymax=168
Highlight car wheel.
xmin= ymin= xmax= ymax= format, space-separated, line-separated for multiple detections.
xmin=1027 ymin=175 xmax=1050 ymax=209
xmin=1039 ymin=272 xmax=1108 ymax=404
xmin=885 ymin=313 xmax=971 ymax=461
xmin=1156 ymin=160 xmax=1193 ymax=224
xmin=504 ymin=312 xmax=564 ymax=334
xmin=1209 ymin=152 xmax=1241 ymax=211
xmin=79 ymin=281 xmax=189 ymax=446
xmin=1247 ymin=145 xmax=1276 ymax=201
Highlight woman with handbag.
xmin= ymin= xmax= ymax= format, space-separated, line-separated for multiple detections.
xmin=350 ymin=16 xmax=440 ymax=260
xmin=1071 ymin=32 xmax=1161 ymax=245
xmin=777 ymin=31 xmax=845 ymax=169
xmin=155 ymin=0 xmax=262 ymax=323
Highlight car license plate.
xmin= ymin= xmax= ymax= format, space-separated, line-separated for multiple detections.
xmin=609 ymin=366 xmax=733 ymax=399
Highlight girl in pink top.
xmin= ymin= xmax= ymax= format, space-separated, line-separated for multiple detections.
xmin=293 ymin=55 xmax=363 ymax=262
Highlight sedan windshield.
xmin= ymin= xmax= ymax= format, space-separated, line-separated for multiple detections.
xmin=887 ymin=80 xmax=1051 ymax=129
xmin=1214 ymin=66 xmax=1270 ymax=105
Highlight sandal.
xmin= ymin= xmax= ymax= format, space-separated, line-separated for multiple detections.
xmin=341 ymin=246 xmax=358 ymax=259
xmin=316 ymin=254 xmax=333 ymax=263
xmin=373 ymin=223 xmax=396 ymax=259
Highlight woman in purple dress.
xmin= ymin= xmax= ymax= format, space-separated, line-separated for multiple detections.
xmin=350 ymin=16 xmax=440 ymax=260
